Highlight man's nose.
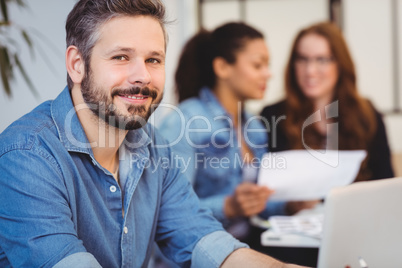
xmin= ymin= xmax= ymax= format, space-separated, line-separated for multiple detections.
xmin=128 ymin=60 xmax=151 ymax=86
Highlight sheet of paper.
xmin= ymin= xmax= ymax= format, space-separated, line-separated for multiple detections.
xmin=269 ymin=214 xmax=324 ymax=239
xmin=257 ymin=150 xmax=367 ymax=201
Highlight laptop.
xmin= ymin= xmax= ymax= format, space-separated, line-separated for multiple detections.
xmin=317 ymin=177 xmax=402 ymax=268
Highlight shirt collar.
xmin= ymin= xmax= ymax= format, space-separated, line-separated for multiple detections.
xmin=50 ymin=86 xmax=152 ymax=155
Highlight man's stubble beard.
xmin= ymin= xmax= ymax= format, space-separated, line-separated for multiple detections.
xmin=80 ymin=67 xmax=163 ymax=130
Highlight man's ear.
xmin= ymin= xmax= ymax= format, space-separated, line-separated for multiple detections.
xmin=212 ymin=57 xmax=232 ymax=79
xmin=66 ymin=45 xmax=85 ymax=84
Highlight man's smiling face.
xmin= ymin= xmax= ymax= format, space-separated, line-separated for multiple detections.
xmin=80 ymin=15 xmax=166 ymax=130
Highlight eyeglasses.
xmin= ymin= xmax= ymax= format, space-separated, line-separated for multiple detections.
xmin=294 ymin=55 xmax=335 ymax=69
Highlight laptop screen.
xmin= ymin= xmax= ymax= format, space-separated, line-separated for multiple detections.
xmin=317 ymin=177 xmax=402 ymax=268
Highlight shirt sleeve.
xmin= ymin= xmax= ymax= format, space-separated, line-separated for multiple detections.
xmin=0 ymin=148 xmax=92 ymax=267
xmin=191 ymin=231 xmax=248 ymax=267
xmin=197 ymin=194 xmax=227 ymax=222
xmin=154 ymin=143 xmax=237 ymax=267
xmin=53 ymin=253 xmax=101 ymax=268
xmin=158 ymin=110 xmax=198 ymax=184
xmin=158 ymin=111 xmax=229 ymax=223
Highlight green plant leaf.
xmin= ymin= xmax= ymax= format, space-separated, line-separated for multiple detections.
xmin=1 ymin=45 xmax=13 ymax=80
xmin=21 ymin=29 xmax=34 ymax=58
xmin=0 ymin=0 xmax=41 ymax=98
xmin=0 ymin=66 xmax=11 ymax=96
xmin=14 ymin=54 xmax=38 ymax=98
xmin=0 ymin=0 xmax=8 ymax=23
xmin=0 ymin=47 xmax=11 ymax=96
xmin=21 ymin=30 xmax=32 ymax=47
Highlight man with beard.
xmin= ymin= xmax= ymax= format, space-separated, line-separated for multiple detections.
xmin=0 ymin=1 xmax=304 ymax=268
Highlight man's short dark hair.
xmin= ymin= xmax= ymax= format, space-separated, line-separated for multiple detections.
xmin=65 ymin=0 xmax=167 ymax=90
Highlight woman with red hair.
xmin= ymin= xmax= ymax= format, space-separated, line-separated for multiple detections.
xmin=261 ymin=22 xmax=394 ymax=181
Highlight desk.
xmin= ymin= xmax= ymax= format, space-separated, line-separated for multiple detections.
xmin=248 ymin=204 xmax=323 ymax=266
xmin=260 ymin=204 xmax=323 ymax=248
xmin=245 ymin=226 xmax=319 ymax=267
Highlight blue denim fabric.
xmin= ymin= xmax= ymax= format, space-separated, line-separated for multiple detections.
xmin=0 ymin=87 xmax=247 ymax=268
xmin=158 ymin=88 xmax=286 ymax=228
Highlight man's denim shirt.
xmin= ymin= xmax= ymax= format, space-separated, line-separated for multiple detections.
xmin=0 ymin=87 xmax=247 ymax=268
xmin=158 ymin=88 xmax=286 ymax=227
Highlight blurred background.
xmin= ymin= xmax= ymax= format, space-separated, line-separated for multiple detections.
xmin=0 ymin=0 xmax=400 ymax=175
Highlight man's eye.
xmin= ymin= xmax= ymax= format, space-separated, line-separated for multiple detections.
xmin=113 ymin=56 xmax=127 ymax=61
xmin=147 ymin=58 xmax=160 ymax=64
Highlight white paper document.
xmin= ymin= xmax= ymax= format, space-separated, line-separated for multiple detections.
xmin=257 ymin=150 xmax=367 ymax=201
xmin=269 ymin=214 xmax=324 ymax=239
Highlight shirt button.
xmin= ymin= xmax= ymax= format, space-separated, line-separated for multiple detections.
xmin=110 ymin=185 xmax=117 ymax=193
xmin=123 ymin=226 xmax=128 ymax=234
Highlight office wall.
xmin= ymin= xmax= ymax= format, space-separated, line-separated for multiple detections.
xmin=201 ymin=0 xmax=328 ymax=113
xmin=343 ymin=0 xmax=402 ymax=157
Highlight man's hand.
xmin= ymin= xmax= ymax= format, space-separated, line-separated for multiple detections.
xmin=224 ymin=183 xmax=273 ymax=218
xmin=221 ymin=248 xmax=310 ymax=268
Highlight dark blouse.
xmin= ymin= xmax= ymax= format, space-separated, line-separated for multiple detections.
xmin=260 ymin=100 xmax=395 ymax=181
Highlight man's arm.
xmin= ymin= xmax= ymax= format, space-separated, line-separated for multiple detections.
xmin=155 ymin=150 xmax=306 ymax=268
xmin=0 ymin=149 xmax=98 ymax=267
xmin=222 ymin=248 xmax=308 ymax=268
xmin=158 ymin=110 xmax=230 ymax=223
